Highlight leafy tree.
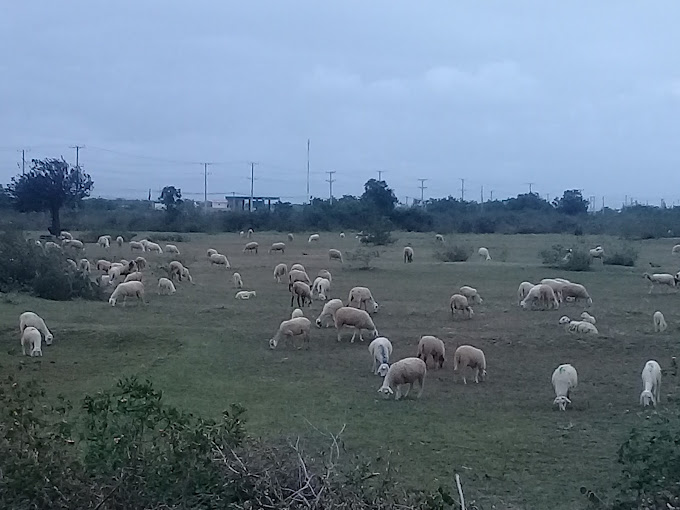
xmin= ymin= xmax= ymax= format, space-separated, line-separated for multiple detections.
xmin=361 ymin=179 xmax=397 ymax=216
xmin=6 ymin=158 xmax=93 ymax=235
xmin=553 ymin=189 xmax=589 ymax=215
xmin=159 ymin=186 xmax=182 ymax=210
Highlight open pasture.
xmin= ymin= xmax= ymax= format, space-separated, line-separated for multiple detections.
xmin=1 ymin=232 xmax=679 ymax=509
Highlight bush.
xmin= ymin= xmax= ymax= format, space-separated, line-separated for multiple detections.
xmin=603 ymin=246 xmax=639 ymax=267
xmin=79 ymin=231 xmax=137 ymax=243
xmin=359 ymin=218 xmax=396 ymax=246
xmin=539 ymin=244 xmax=591 ymax=271
xmin=147 ymin=233 xmax=188 ymax=243
xmin=434 ymin=244 xmax=473 ymax=262
xmin=345 ymin=248 xmax=380 ymax=269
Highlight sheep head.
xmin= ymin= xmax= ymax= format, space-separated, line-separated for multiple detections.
xmin=558 ymin=316 xmax=571 ymax=325
xmin=45 ymin=333 xmax=53 ymax=345
xmin=377 ymin=363 xmax=389 ymax=377
xmin=108 ymin=297 xmax=117 ymax=306
xmin=377 ymin=386 xmax=394 ymax=397
xmin=553 ymin=396 xmax=571 ymax=411
xmin=268 ymin=338 xmax=278 ymax=349
xmin=640 ymin=390 xmax=655 ymax=407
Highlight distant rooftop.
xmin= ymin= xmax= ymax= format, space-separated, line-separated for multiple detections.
xmin=223 ymin=195 xmax=280 ymax=200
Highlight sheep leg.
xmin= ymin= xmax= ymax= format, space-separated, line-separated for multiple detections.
xmin=474 ymin=367 xmax=479 ymax=383
xmin=290 ymin=294 xmax=295 ymax=307
xmin=656 ymin=380 xmax=661 ymax=403
xmin=402 ymin=383 xmax=412 ymax=398
xmin=416 ymin=377 xmax=424 ymax=398
xmin=395 ymin=385 xmax=403 ymax=400
xmin=350 ymin=328 xmax=357 ymax=343
xmin=22 ymin=344 xmax=26 ymax=356
xmin=337 ymin=326 xmax=343 ymax=342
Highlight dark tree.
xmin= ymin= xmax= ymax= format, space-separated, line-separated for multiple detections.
xmin=159 ymin=186 xmax=182 ymax=210
xmin=6 ymin=158 xmax=93 ymax=235
xmin=553 ymin=189 xmax=589 ymax=215
xmin=361 ymin=179 xmax=397 ymax=216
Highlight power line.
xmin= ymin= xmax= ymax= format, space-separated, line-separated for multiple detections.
xmin=417 ymin=178 xmax=428 ymax=203
xmin=326 ymin=170 xmax=336 ymax=204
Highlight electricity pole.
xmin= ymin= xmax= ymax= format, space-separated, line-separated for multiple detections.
xmin=326 ymin=171 xmax=336 ymax=204
xmin=490 ymin=190 xmax=494 ymax=201
xmin=249 ymin=162 xmax=257 ymax=212
xmin=378 ymin=170 xmax=386 ymax=181
xmin=70 ymin=145 xmax=84 ymax=192
xmin=417 ymin=178 xmax=428 ymax=204
xmin=18 ymin=148 xmax=29 ymax=175
xmin=306 ymin=138 xmax=310 ymax=203
xmin=527 ymin=182 xmax=534 ymax=194
xmin=460 ymin=178 xmax=465 ymax=201
xmin=481 ymin=186 xmax=484 ymax=203
xmin=203 ymin=163 xmax=211 ymax=211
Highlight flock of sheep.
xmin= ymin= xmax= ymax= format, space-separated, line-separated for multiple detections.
xmin=18 ymin=231 xmax=675 ymax=411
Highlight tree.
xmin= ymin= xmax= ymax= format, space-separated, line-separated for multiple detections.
xmin=6 ymin=158 xmax=93 ymax=235
xmin=361 ymin=179 xmax=397 ymax=216
xmin=553 ymin=189 xmax=589 ymax=215
xmin=159 ymin=186 xmax=182 ymax=210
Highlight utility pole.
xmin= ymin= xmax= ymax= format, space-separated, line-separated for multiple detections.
xmin=377 ymin=170 xmax=386 ymax=181
xmin=481 ymin=186 xmax=484 ymax=203
xmin=490 ymin=190 xmax=494 ymax=201
xmin=602 ymin=196 xmax=605 ymax=210
xmin=306 ymin=138 xmax=310 ymax=203
xmin=326 ymin=171 xmax=336 ymax=204
xmin=460 ymin=178 xmax=465 ymax=201
xmin=70 ymin=145 xmax=84 ymax=193
xmin=19 ymin=149 xmax=29 ymax=175
xmin=417 ymin=178 xmax=428 ymax=204
xmin=249 ymin=162 xmax=257 ymax=212
xmin=526 ymin=182 xmax=534 ymax=194
xmin=203 ymin=163 xmax=211 ymax=211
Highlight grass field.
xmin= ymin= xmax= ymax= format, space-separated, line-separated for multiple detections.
xmin=1 ymin=231 xmax=679 ymax=509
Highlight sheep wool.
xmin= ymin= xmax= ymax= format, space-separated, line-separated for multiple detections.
xmin=315 ymin=299 xmax=344 ymax=328
xmin=334 ymin=307 xmax=378 ymax=343
xmin=109 ymin=281 xmax=145 ymax=307
xmin=640 ymin=360 xmax=661 ymax=407
xmin=269 ymin=317 xmax=312 ymax=349
xmin=377 ymin=357 xmax=427 ymax=400
xmin=552 ymin=364 xmax=578 ymax=411
xmin=235 ymin=290 xmax=257 ymax=300
xmin=19 ymin=311 xmax=54 ymax=345
xmin=416 ymin=336 xmax=446 ymax=369
xmin=453 ymin=345 xmax=486 ymax=384
xmin=368 ymin=336 xmax=393 ymax=376
xmin=21 ymin=326 xmax=43 ymax=357
xmin=158 ymin=277 xmax=176 ymax=295
xmin=653 ymin=311 xmax=667 ymax=332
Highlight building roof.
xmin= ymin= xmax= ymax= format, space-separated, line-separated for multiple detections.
xmin=224 ymin=195 xmax=280 ymax=200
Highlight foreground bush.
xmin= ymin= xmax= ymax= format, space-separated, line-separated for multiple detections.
xmin=539 ymin=244 xmax=591 ymax=271
xmin=603 ymin=246 xmax=639 ymax=267
xmin=434 ymin=244 xmax=473 ymax=262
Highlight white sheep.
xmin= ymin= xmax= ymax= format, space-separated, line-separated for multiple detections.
xmin=19 ymin=311 xmax=54 ymax=345
xmin=168 ymin=261 xmax=193 ymax=283
xmin=98 ymin=274 xmax=114 ymax=287
xmin=247 ymin=228 xmax=254 ymax=238
xmin=78 ymin=258 xmax=91 ymax=273
xmin=328 ymin=249 xmax=343 ymax=263
xmin=653 ymin=311 xmax=667 ymax=332
xmin=478 ymin=247 xmax=491 ymax=261
xmin=435 ymin=234 xmax=444 ymax=242
xmin=60 ymin=231 xmax=73 ymax=240
xmin=340 ymin=232 xmax=345 ymax=238
xmin=449 ymin=294 xmax=473 ymax=319
xmin=233 ymin=272 xmax=243 ymax=289
xmin=243 ymin=241 xmax=259 ymax=254
xmin=165 ymin=244 xmax=180 ymax=255
xmin=109 ymin=281 xmax=145 ymax=306
xmin=560 ymin=283 xmax=593 ymax=307
xmin=45 ymin=241 xmax=63 ymax=252
xmin=21 ymin=326 xmax=43 ymax=357
xmin=308 ymin=233 xmax=320 ymax=243
xmin=580 ymin=311 xmax=596 ymax=325
xmin=207 ymin=248 xmax=218 ymax=258
xmin=290 ymin=263 xmax=306 ymax=272
xmin=291 ymin=308 xmax=305 ymax=319
xmin=317 ymin=269 xmax=332 ymax=283
xmin=145 ymin=241 xmax=163 ymax=254
xmin=66 ymin=258 xmax=78 ymax=270
xmin=416 ymin=335 xmax=446 ymax=369
xmin=235 ymin=290 xmax=257 ymax=300
xmin=157 ymin=277 xmax=176 ymax=295
xmin=124 ymin=271 xmax=143 ymax=283
xmin=287 ymin=233 xmax=294 ymax=241
xmin=63 ymin=239 xmax=84 ymax=251
xmin=288 ymin=269 xmax=311 ymax=289
xmin=403 ymin=246 xmax=414 ymax=263
xmin=520 ymin=284 xmax=559 ymax=311
xmin=269 ymin=242 xmax=285 ymax=254
xmin=673 ymin=244 xmax=680 ymax=255
xmin=210 ymin=253 xmax=231 ymax=268
xmin=558 ymin=316 xmax=599 ymax=336
xmin=334 ymin=307 xmax=378 ymax=343
xmin=274 ymin=263 xmax=288 ymax=283
xmin=517 ymin=281 xmax=535 ymax=305
xmin=377 ymin=357 xmax=427 ymax=400
xmin=315 ymin=298 xmax=344 ymax=328
xmin=134 ymin=256 xmax=147 ymax=271
xmin=97 ymin=259 xmax=112 ymax=272
xmin=97 ymin=235 xmax=110 ymax=249
xmin=116 ymin=236 xmax=124 ymax=247
xmin=643 ymin=272 xmax=678 ymax=294
xmin=589 ymin=246 xmax=604 ymax=260
xmin=453 ymin=345 xmax=486 ymax=384
xmin=368 ymin=336 xmax=393 ymax=376
xmin=290 ymin=281 xmax=313 ymax=307
xmin=269 ymin=317 xmax=312 ymax=349
xmin=311 ymin=277 xmax=331 ymax=301
xmin=348 ymin=286 xmax=379 ymax=313
xmin=130 ymin=241 xmax=146 ymax=252
xmin=640 ymin=360 xmax=662 ymax=407
xmin=552 ymin=363 xmax=578 ymax=411
xmin=459 ymin=285 xmax=483 ymax=305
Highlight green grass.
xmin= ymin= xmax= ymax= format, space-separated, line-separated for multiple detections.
xmin=1 ymin=231 xmax=679 ymax=508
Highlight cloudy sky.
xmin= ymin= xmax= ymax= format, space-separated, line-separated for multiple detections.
xmin=2 ymin=1 xmax=680 ymax=208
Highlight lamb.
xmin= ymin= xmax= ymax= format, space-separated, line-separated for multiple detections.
xmin=348 ymin=286 xmax=379 ymax=313
xmin=98 ymin=275 xmax=114 ymax=287
xmin=165 ymin=244 xmax=180 ymax=255
xmin=288 ymin=269 xmax=311 ymax=289
xmin=552 ymin=363 xmax=578 ymax=411
xmin=653 ymin=311 xmax=667 ymax=333
xmin=96 ymin=259 xmax=112 ymax=272
xmin=124 ymin=271 xmax=143 ymax=283
xmin=116 ymin=236 xmax=124 ymax=247
xmin=334 ymin=307 xmax=378 ymax=343
xmin=287 ymin=233 xmax=294 ymax=241
xmin=21 ymin=326 xmax=43 ymax=357
xmin=673 ymin=244 xmax=680 ymax=255
xmin=517 ymin=281 xmax=535 ymax=305
xmin=558 ymin=316 xmax=599 ymax=336
xmin=168 ymin=261 xmax=193 ymax=283
xmin=478 ymin=247 xmax=491 ymax=261
xmin=416 ymin=335 xmax=446 ymax=369
xmin=580 ymin=311 xmax=596 ymax=325
xmin=589 ymin=246 xmax=604 ymax=260
xmin=377 ymin=357 xmax=427 ymax=400
xmin=274 ymin=263 xmax=288 ymax=283
xmin=560 ymin=283 xmax=593 ymax=307
xmin=77 ymin=258 xmax=91 ymax=273
xmin=291 ymin=308 xmax=305 ymax=319
xmin=269 ymin=317 xmax=312 ymax=350
xmin=45 ymin=241 xmax=63 ymax=252
xmin=157 ymin=277 xmax=176 ymax=295
xmin=435 ymin=234 xmax=444 ymax=242
xmin=209 ymin=253 xmax=231 ymax=268
xmin=130 ymin=241 xmax=146 ymax=252
xmin=60 ymin=231 xmax=73 ymax=240
xmin=19 ymin=311 xmax=54 ymax=345
xmin=640 ymin=360 xmax=662 ymax=407
xmin=66 ymin=258 xmax=78 ymax=270
xmin=328 ymin=249 xmax=343 ymax=263
xmin=459 ymin=285 xmax=482 ymax=305
xmin=269 ymin=242 xmax=285 ymax=254
xmin=109 ymin=281 xmax=145 ymax=306
xmin=540 ymin=279 xmax=567 ymax=302
xmin=368 ymin=336 xmax=393 ymax=376
xmin=207 ymin=248 xmax=218 ymax=257
xmin=231 ymin=272 xmax=243 ymax=289
xmin=63 ymin=239 xmax=84 ymax=251
xmin=643 ymin=272 xmax=678 ymax=294
xmin=311 ymin=277 xmax=331 ymax=301
xmin=308 ymin=233 xmax=320 ymax=243
xmin=145 ymin=241 xmax=163 ymax=254
xmin=243 ymin=241 xmax=259 ymax=254
xmin=453 ymin=345 xmax=486 ymax=384
xmin=97 ymin=235 xmax=110 ymax=249
xmin=315 ymin=299 xmax=344 ymax=328
xmin=403 ymin=246 xmax=414 ymax=263
xmin=290 ymin=281 xmax=313 ymax=307
xmin=520 ymin=284 xmax=559 ymax=311
xmin=247 ymin=228 xmax=254 ymax=238
xmin=134 ymin=256 xmax=147 ymax=271
xmin=317 ymin=269 xmax=332 ymax=283
xmin=290 ymin=263 xmax=306 ymax=272
xmin=235 ymin=290 xmax=257 ymax=300
xmin=449 ymin=294 xmax=474 ymax=319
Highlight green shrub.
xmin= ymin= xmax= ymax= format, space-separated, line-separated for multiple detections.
xmin=603 ymin=247 xmax=639 ymax=267
xmin=539 ymin=244 xmax=591 ymax=271
xmin=434 ymin=244 xmax=473 ymax=262
xmin=79 ymin=231 xmax=137 ymax=243
xmin=147 ymin=233 xmax=188 ymax=243
xmin=346 ymin=248 xmax=381 ymax=269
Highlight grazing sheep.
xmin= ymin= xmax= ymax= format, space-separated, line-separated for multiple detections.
xmin=21 ymin=326 xmax=43 ymax=357
xmin=539 ymin=279 xmax=566 ymax=302
xmin=97 ymin=235 xmax=110 ymax=249
xmin=311 ymin=277 xmax=331 ymax=301
xmin=291 ymin=308 xmax=305 ymax=319
xmin=435 ymin=234 xmax=444 ymax=242
xmin=109 ymin=281 xmax=145 ymax=306
xmin=209 ymin=253 xmax=231 ymax=268
xmin=287 ymin=233 xmax=294 ymax=241
xmin=19 ymin=311 xmax=54 ymax=345
xmin=478 ymin=247 xmax=491 ymax=261
xmin=165 ymin=244 xmax=180 ymax=255
xmin=290 ymin=281 xmax=313 ymax=307
xmin=207 ymin=248 xmax=218 ymax=257
xmin=450 ymin=294 xmax=474 ymax=319
xmin=233 ymin=272 xmax=243 ymax=289
xmin=580 ymin=311 xmax=596 ymax=325
xmin=274 ymin=263 xmax=288 ymax=283
xmin=552 ymin=363 xmax=578 ymax=411
xmin=643 ymin=272 xmax=678 ymax=293
xmin=98 ymin=275 xmax=114 ymax=287
xmin=269 ymin=317 xmax=312 ymax=350
xmin=247 ymin=228 xmax=254 ymax=238
xmin=560 ymin=283 xmax=593 ymax=307
xmin=108 ymin=266 xmax=124 ymax=284
xmin=145 ymin=241 xmax=163 ymax=254
xmin=235 ymin=290 xmax=257 ymax=300
xmin=243 ymin=241 xmax=259 ymax=254
xmin=169 ymin=261 xmax=193 ymax=283
xmin=290 ymin=263 xmax=306 ymax=272
xmin=416 ymin=336 xmax=446 ymax=369
xmin=317 ymin=269 xmax=332 ymax=283
xmin=60 ymin=231 xmax=73 ymax=240
xmin=66 ymin=258 xmax=78 ymax=270
xmin=96 ymin=259 xmax=112 ymax=272
xmin=340 ymin=232 xmax=345 ymax=238
xmin=134 ymin=256 xmax=147 ymax=271
xmin=269 ymin=242 xmax=285 ymax=254
xmin=328 ymin=249 xmax=343 ymax=263
xmin=517 ymin=281 xmax=535 ymax=305
xmin=116 ymin=236 xmax=124 ymax=247
xmin=640 ymin=360 xmax=662 ymax=407
xmin=589 ymin=246 xmax=604 ymax=260
xmin=403 ymin=246 xmax=414 ymax=263
xmin=63 ymin=239 xmax=84 ymax=251
xmin=673 ymin=244 xmax=680 ymax=255
xmin=78 ymin=258 xmax=91 ymax=273
xmin=558 ymin=316 xmax=599 ymax=336
xmin=157 ymin=277 xmax=176 ymax=295
xmin=377 ymin=358 xmax=427 ymax=400
xmin=348 ymin=286 xmax=379 ymax=313
xmin=288 ymin=269 xmax=311 ymax=289
xmin=308 ymin=233 xmax=320 ymax=243
xmin=239 ymin=231 xmax=245 ymax=237
xmin=124 ymin=271 xmax=143 ymax=283
xmin=315 ymin=298 xmax=344 ymax=328
xmin=459 ymin=285 xmax=482 ymax=305
xmin=334 ymin=307 xmax=378 ymax=343
xmin=130 ymin=241 xmax=146 ymax=252
xmin=453 ymin=345 xmax=486 ymax=384
xmin=653 ymin=311 xmax=667 ymax=332
xmin=45 ymin=241 xmax=63 ymax=252
xmin=368 ymin=336 xmax=393 ymax=376
xmin=520 ymin=284 xmax=559 ymax=311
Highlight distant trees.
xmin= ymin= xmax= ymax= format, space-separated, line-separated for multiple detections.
xmin=6 ymin=158 xmax=93 ymax=235
xmin=553 ymin=189 xmax=589 ymax=215
xmin=361 ymin=179 xmax=397 ymax=216
xmin=158 ymin=186 xmax=183 ymax=221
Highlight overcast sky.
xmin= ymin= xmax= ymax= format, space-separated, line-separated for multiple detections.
xmin=2 ymin=1 xmax=680 ymax=207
